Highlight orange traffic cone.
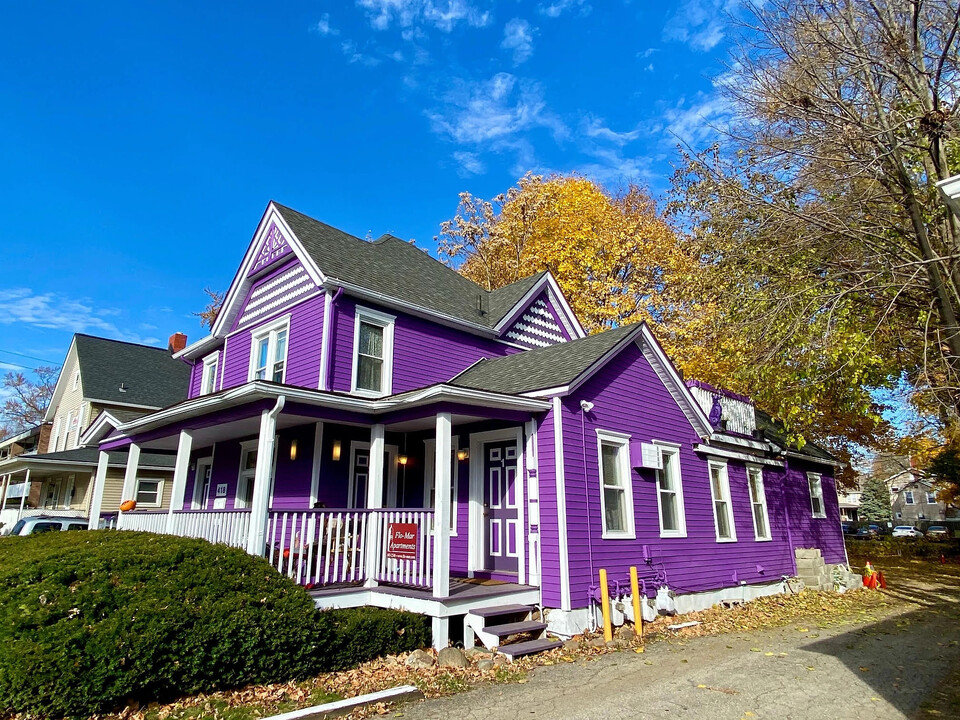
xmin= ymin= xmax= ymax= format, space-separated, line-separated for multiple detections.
xmin=877 ymin=572 xmax=887 ymax=589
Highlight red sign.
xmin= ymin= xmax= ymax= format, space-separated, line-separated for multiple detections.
xmin=386 ymin=522 xmax=418 ymax=561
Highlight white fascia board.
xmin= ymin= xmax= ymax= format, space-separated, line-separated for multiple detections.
xmin=708 ymin=432 xmax=769 ymax=452
xmin=639 ymin=325 xmax=713 ymax=438
xmin=937 ymin=175 xmax=960 ymax=217
xmin=492 ymin=272 xmax=586 ymax=341
xmin=492 ymin=275 xmax=550 ymax=333
xmin=322 ymin=279 xmax=497 ymax=338
xmin=693 ymin=443 xmax=784 ymax=468
xmin=545 ymin=274 xmax=586 ymax=339
xmin=391 ymin=384 xmax=551 ymax=412
xmin=521 ymin=386 xmax=571 ymax=398
xmin=44 ymin=338 xmax=78 ymax=422
xmin=783 ymin=449 xmax=844 ymax=470
xmin=174 ymin=334 xmax=220 ymax=360
xmin=211 ymin=203 xmax=327 ymax=338
xmin=78 ymin=411 xmax=120 ymax=447
xmin=85 ymin=399 xmax=161 ymax=411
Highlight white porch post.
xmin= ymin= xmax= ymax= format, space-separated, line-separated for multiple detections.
xmin=89 ymin=451 xmax=110 ymax=529
xmin=364 ymin=423 xmax=385 ymax=587
xmin=0 ymin=474 xmax=9 ymax=512
xmin=432 ymin=412 xmax=452 ymax=599
xmin=165 ymin=430 xmax=194 ymax=534
xmin=245 ymin=398 xmax=284 ymax=556
xmin=117 ymin=443 xmax=141 ymax=529
xmin=18 ymin=469 xmax=31 ymax=521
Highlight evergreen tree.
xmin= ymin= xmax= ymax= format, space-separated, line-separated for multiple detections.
xmin=858 ymin=476 xmax=892 ymax=524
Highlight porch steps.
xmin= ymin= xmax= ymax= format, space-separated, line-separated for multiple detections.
xmin=465 ymin=604 xmax=562 ymax=659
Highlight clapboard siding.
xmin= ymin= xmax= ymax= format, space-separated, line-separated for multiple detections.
xmin=783 ymin=459 xmax=846 ymax=564
xmin=329 ymin=297 xmax=512 ymax=395
xmin=559 ymin=341 xmax=838 ymax=609
xmin=535 ymin=407 xmax=563 ymax=608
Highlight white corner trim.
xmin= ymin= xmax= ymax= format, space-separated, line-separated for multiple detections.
xmin=552 ymin=396 xmax=571 ymax=611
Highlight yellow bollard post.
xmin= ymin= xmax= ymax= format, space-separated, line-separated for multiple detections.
xmin=630 ymin=566 xmax=643 ymax=640
xmin=599 ymin=568 xmax=613 ymax=642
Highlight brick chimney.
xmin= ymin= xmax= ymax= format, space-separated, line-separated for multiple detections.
xmin=168 ymin=332 xmax=188 ymax=355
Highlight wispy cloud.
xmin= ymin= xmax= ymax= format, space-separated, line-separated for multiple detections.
xmin=452 ymin=151 xmax=485 ymax=175
xmin=357 ymin=0 xmax=491 ymax=32
xmin=538 ymin=0 xmax=591 ymax=18
xmin=583 ymin=116 xmax=642 ymax=146
xmin=662 ymin=0 xmax=739 ymax=52
xmin=341 ymin=39 xmax=382 ymax=66
xmin=0 ymin=288 xmax=160 ymax=346
xmin=315 ymin=13 xmax=340 ymax=36
xmin=501 ymin=18 xmax=534 ymax=65
xmin=661 ymin=92 xmax=733 ymax=146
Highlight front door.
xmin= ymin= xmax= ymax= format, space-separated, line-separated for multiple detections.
xmin=483 ymin=440 xmax=519 ymax=574
xmin=348 ymin=443 xmax=399 ymax=508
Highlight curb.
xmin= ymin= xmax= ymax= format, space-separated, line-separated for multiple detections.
xmin=262 ymin=685 xmax=423 ymax=720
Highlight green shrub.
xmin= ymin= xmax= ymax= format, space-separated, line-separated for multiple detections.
xmin=0 ymin=531 xmax=429 ymax=717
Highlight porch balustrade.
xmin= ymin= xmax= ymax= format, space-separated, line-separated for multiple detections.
xmin=118 ymin=507 xmax=436 ymax=590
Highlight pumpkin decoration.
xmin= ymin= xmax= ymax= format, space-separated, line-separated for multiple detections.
xmin=119 ymin=499 xmax=137 ymax=512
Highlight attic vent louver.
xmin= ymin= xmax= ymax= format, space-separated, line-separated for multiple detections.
xmin=119 ymin=383 xmax=127 ymax=393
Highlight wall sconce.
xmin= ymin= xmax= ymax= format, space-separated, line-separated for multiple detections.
xmin=290 ymin=439 xmax=298 ymax=461
xmin=457 ymin=448 xmax=469 ymax=461
xmin=332 ymin=440 xmax=341 ymax=461
xmin=398 ymin=454 xmax=409 ymax=466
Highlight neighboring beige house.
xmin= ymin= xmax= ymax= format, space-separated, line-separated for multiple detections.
xmin=0 ymin=333 xmax=190 ymax=530
xmin=841 ymin=454 xmax=953 ymax=529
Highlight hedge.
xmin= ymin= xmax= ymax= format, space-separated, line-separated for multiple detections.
xmin=0 ymin=531 xmax=430 ymax=717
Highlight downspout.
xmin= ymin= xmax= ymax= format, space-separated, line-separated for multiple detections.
xmin=319 ymin=286 xmax=343 ymax=392
xmin=579 ymin=399 xmax=597 ymax=631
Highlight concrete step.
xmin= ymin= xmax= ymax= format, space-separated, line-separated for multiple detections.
xmin=484 ymin=620 xmax=548 ymax=638
xmin=471 ymin=604 xmax=533 ymax=619
xmin=498 ymin=638 xmax=563 ymax=660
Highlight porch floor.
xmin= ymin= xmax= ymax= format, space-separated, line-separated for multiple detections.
xmin=310 ymin=577 xmax=541 ymax=618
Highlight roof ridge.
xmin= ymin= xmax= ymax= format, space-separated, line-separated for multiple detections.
xmin=74 ymin=334 xmax=168 ymax=352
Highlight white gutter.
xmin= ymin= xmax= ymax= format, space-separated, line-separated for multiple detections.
xmin=692 ymin=443 xmax=784 ymax=468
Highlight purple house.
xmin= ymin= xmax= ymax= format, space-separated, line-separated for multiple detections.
xmin=93 ymin=202 xmax=846 ymax=652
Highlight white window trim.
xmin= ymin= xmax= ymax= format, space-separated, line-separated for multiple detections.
xmin=904 ymin=490 xmax=915 ymax=505
xmin=926 ymin=491 xmax=938 ymax=504
xmin=200 ymin=351 xmax=220 ymax=396
xmin=808 ymin=472 xmax=826 ymax=518
xmin=50 ymin=417 xmax=62 ymax=453
xmin=350 ymin=306 xmax=396 ymax=398
xmin=191 ymin=456 xmax=214 ymax=509
xmin=135 ymin=477 xmax=165 ymax=508
xmin=746 ymin=464 xmax=772 ymax=542
xmin=247 ymin=315 xmax=291 ymax=384
xmin=708 ymin=460 xmax=737 ymax=543
xmin=235 ymin=439 xmax=260 ymax=509
xmin=72 ymin=370 xmax=80 ymax=391
xmin=653 ymin=440 xmax=686 ymax=538
xmin=596 ymin=429 xmax=636 ymax=540
xmin=423 ymin=436 xmax=459 ymax=536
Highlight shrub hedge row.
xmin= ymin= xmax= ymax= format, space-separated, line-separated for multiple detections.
xmin=0 ymin=531 xmax=430 ymax=717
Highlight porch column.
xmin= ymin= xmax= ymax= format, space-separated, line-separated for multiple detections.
xmin=117 ymin=443 xmax=141 ymax=528
xmin=88 ymin=451 xmax=110 ymax=530
xmin=0 ymin=474 xmax=9 ymax=512
xmin=165 ymin=430 xmax=194 ymax=534
xmin=432 ymin=412 xmax=452 ymax=600
xmin=17 ymin=469 xmax=30 ymax=521
xmin=245 ymin=398 xmax=284 ymax=556
xmin=363 ymin=423 xmax=385 ymax=587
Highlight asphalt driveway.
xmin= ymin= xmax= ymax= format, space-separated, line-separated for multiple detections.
xmin=395 ymin=566 xmax=960 ymax=720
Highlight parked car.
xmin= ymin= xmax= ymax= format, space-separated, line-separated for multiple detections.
xmin=841 ymin=522 xmax=854 ymax=535
xmin=5 ymin=516 xmax=88 ymax=536
xmin=892 ymin=525 xmax=924 ymax=538
xmin=926 ymin=525 xmax=950 ymax=540
xmin=851 ymin=525 xmax=877 ymax=539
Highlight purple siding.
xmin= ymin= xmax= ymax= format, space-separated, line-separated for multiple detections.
xmin=329 ymin=297 xmax=512 ymax=394
xmin=535 ymin=408 xmax=564 ymax=609
xmin=782 ymin=459 xmax=846 ymax=564
xmin=220 ymin=293 xmax=325 ymax=391
xmin=188 ymin=361 xmax=204 ymax=399
xmin=556 ymin=341 xmax=840 ymax=609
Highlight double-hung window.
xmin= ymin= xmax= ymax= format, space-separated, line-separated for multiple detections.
xmin=808 ymin=473 xmax=826 ymax=518
xmin=747 ymin=465 xmax=771 ymax=541
xmin=596 ymin=430 xmax=635 ymax=539
xmin=135 ymin=478 xmax=164 ymax=507
xmin=249 ymin=317 xmax=289 ymax=383
xmin=351 ymin=307 xmax=395 ymax=397
xmin=926 ymin=491 xmax=938 ymax=504
xmin=904 ymin=490 xmax=915 ymax=505
xmin=654 ymin=443 xmax=686 ymax=537
xmin=709 ymin=461 xmax=736 ymax=541
xmin=200 ymin=352 xmax=219 ymax=395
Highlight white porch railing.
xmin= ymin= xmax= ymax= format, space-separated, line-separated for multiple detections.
xmin=120 ymin=509 xmax=252 ymax=548
xmin=265 ymin=509 xmax=435 ymax=589
xmin=118 ymin=510 xmax=168 ymax=533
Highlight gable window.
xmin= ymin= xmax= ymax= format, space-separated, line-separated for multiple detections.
xmin=351 ymin=307 xmax=395 ymax=396
xmin=709 ymin=461 xmax=737 ymax=542
xmin=747 ymin=466 xmax=771 ymax=541
xmin=808 ymin=473 xmax=826 ymax=518
xmin=249 ymin=317 xmax=289 ymax=383
xmin=200 ymin=352 xmax=219 ymax=395
xmin=135 ymin=478 xmax=164 ymax=507
xmin=654 ymin=442 xmax=686 ymax=537
xmin=596 ymin=430 xmax=635 ymax=539
xmin=50 ymin=417 xmax=62 ymax=453
xmin=72 ymin=370 xmax=80 ymax=391
xmin=904 ymin=490 xmax=915 ymax=505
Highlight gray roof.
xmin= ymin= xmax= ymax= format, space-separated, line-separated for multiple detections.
xmin=755 ymin=409 xmax=836 ymax=463
xmin=275 ymin=204 xmax=549 ymax=329
xmin=75 ymin=335 xmax=191 ymax=409
xmin=19 ymin=447 xmax=176 ymax=468
xmin=450 ymin=324 xmax=640 ymax=395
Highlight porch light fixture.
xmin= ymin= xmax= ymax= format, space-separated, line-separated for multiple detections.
xmin=290 ymin=439 xmax=298 ymax=461
xmin=398 ymin=454 xmax=408 ymax=466
xmin=457 ymin=448 xmax=469 ymax=461
xmin=332 ymin=440 xmax=342 ymax=461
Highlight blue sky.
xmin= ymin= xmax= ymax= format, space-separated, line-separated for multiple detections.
xmin=0 ymin=0 xmax=736 ymax=374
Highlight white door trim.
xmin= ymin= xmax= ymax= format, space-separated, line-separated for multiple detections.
xmin=347 ymin=440 xmax=399 ymax=508
xmin=192 ymin=457 xmax=214 ymax=509
xmin=468 ymin=427 xmax=525 ymax=584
